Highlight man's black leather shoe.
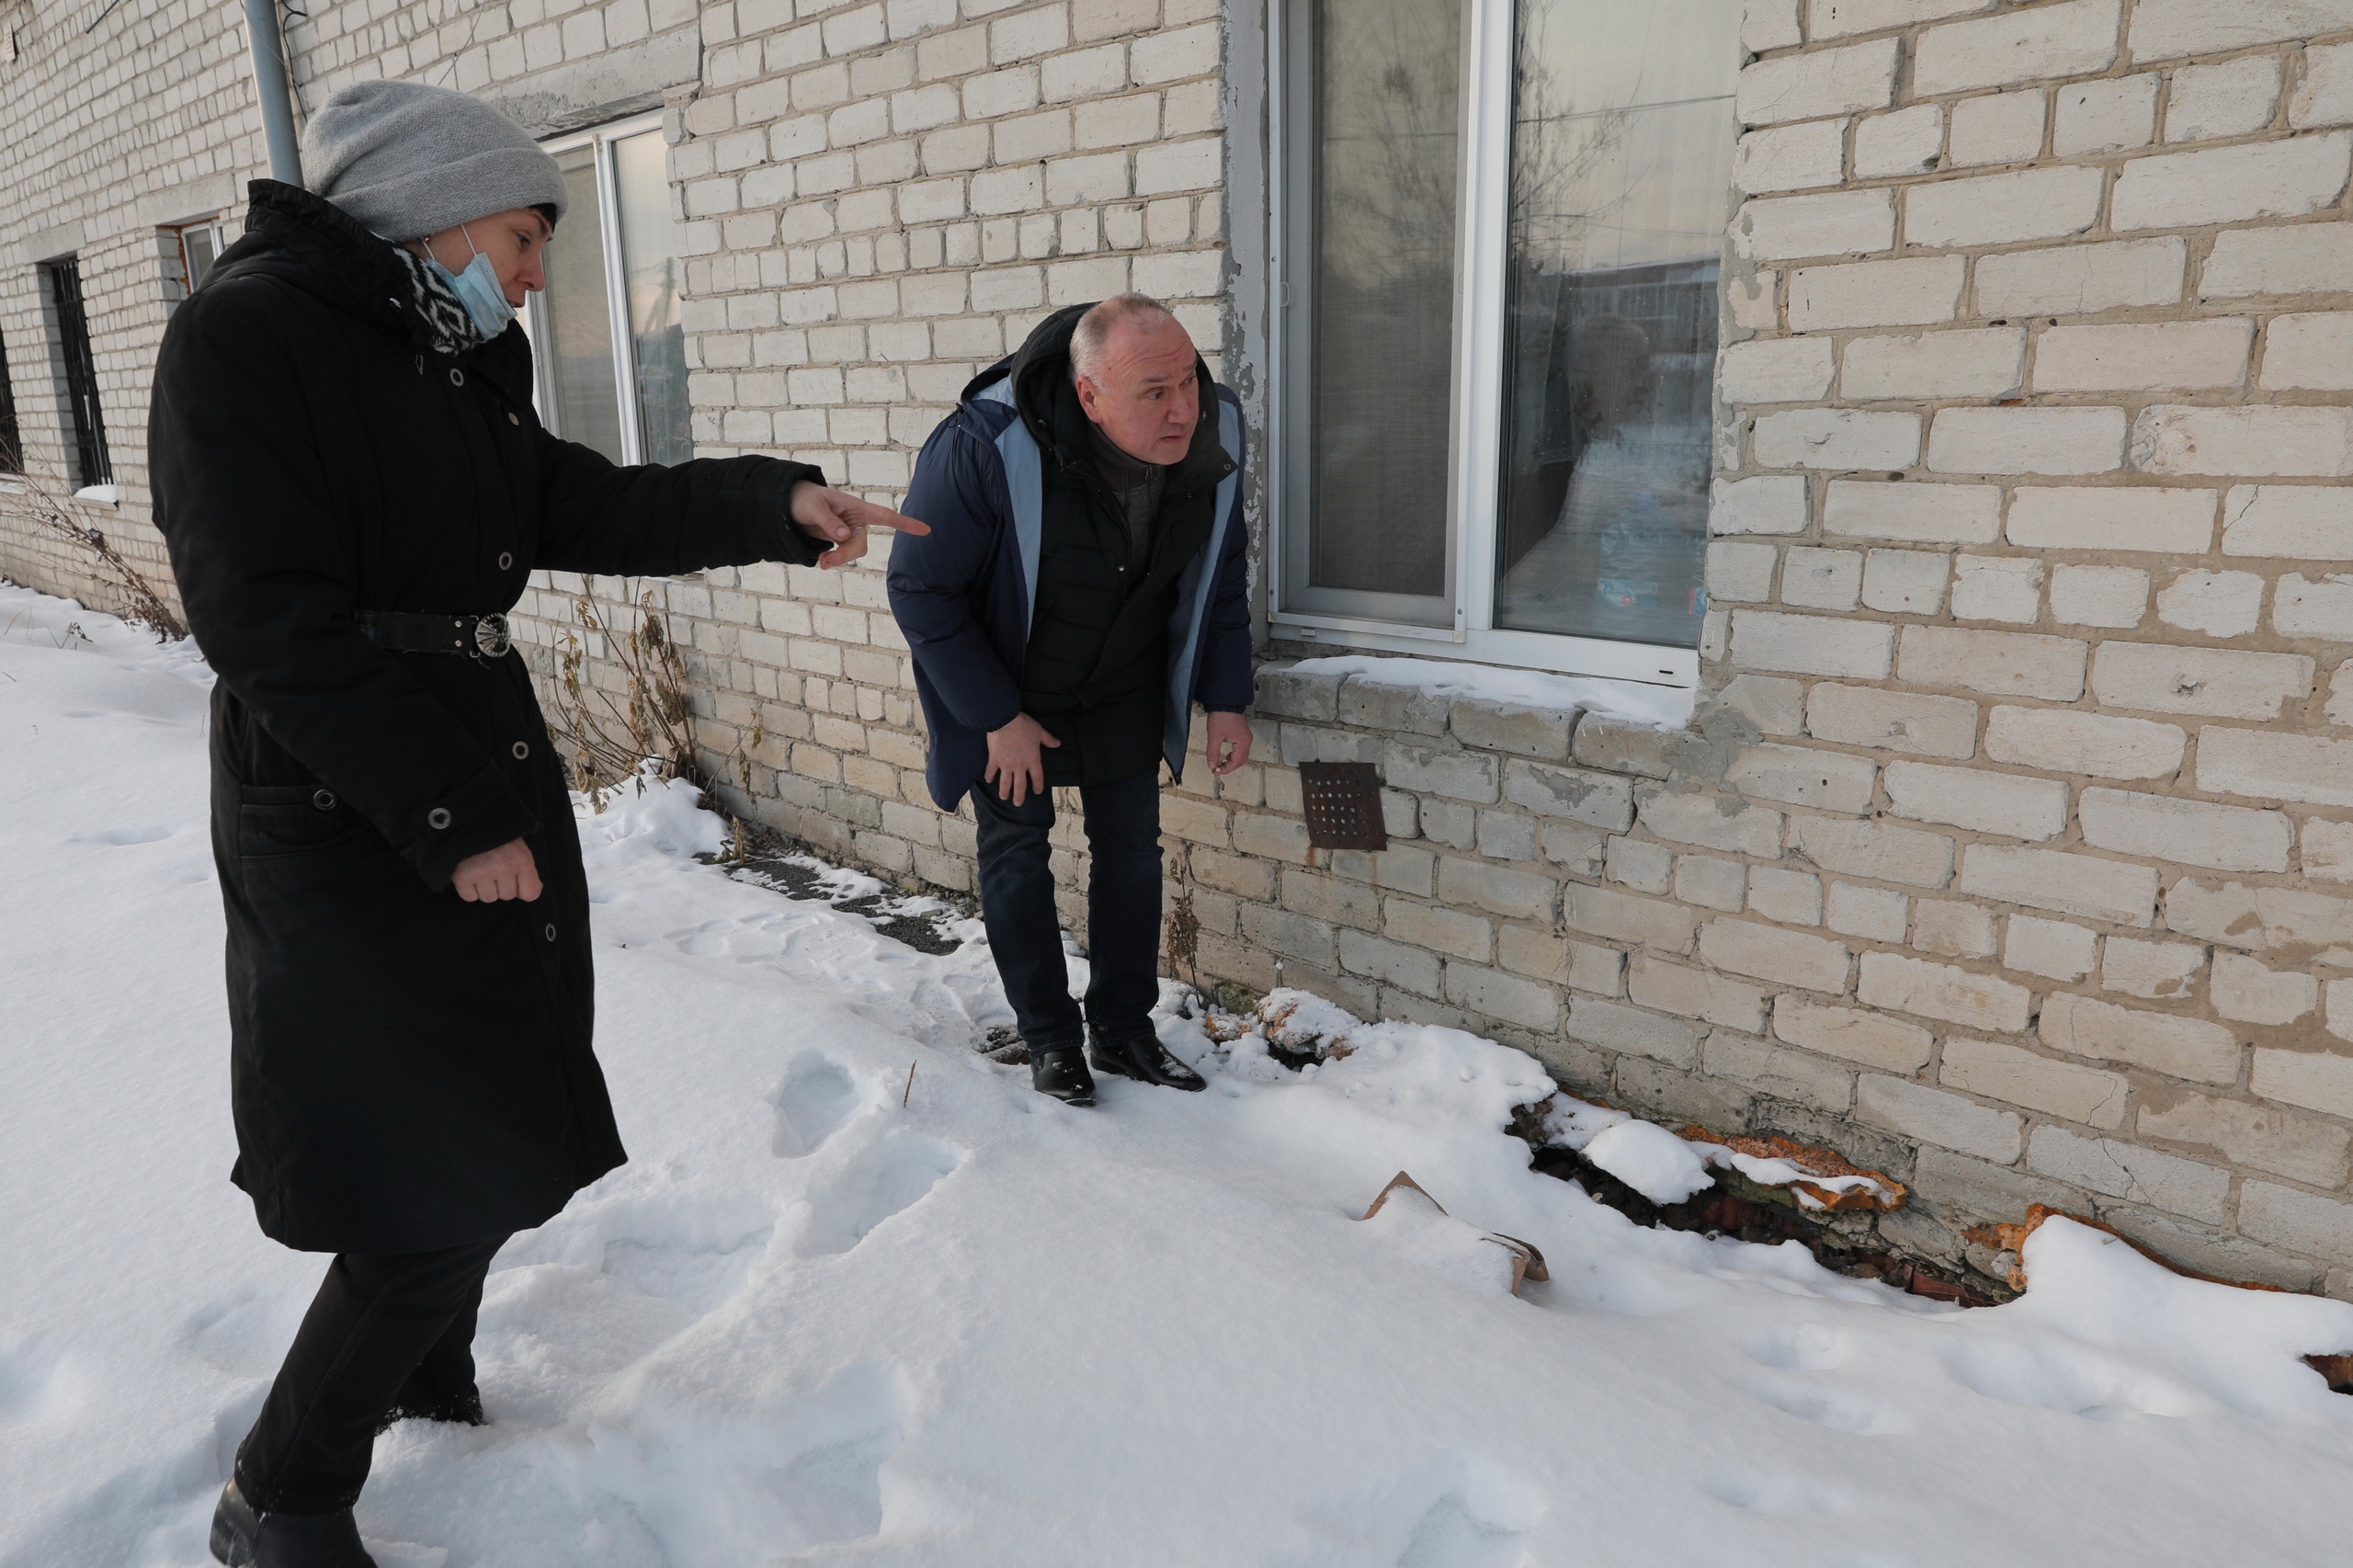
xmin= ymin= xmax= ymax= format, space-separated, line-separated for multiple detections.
xmin=1030 ymin=1047 xmax=1096 ymax=1105
xmin=210 ymin=1479 xmax=377 ymax=1567
xmin=1088 ymin=1031 xmax=1208 ymax=1091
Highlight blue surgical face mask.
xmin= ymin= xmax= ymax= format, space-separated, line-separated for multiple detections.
xmin=429 ymin=223 xmax=516 ymax=339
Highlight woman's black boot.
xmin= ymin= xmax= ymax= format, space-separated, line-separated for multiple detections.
xmin=210 ymin=1479 xmax=378 ymax=1567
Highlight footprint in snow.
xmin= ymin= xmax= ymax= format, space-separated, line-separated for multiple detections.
xmin=1741 ymin=1374 xmax=1909 ymax=1436
xmin=1700 ymin=1468 xmax=1854 ymax=1515
xmin=794 ymin=1136 xmax=963 ymax=1257
xmin=88 ymin=824 xmax=175 ymax=846
xmin=0 ymin=1335 xmax=74 ymax=1426
xmin=770 ymin=1054 xmax=863 ymax=1158
xmin=1741 ymin=1321 xmax=1847 ymax=1371
xmin=1946 ymin=1338 xmax=2205 ymax=1421
xmin=1395 ymin=1493 xmax=1529 ymax=1568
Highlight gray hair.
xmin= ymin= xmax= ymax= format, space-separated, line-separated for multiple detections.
xmin=1070 ymin=292 xmax=1180 ymax=382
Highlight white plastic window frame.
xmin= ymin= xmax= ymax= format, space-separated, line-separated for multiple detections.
xmin=527 ymin=112 xmax=666 ymax=466
xmin=1267 ymin=0 xmax=1705 ymax=690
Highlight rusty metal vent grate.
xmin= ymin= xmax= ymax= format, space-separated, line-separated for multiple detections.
xmin=1299 ymin=761 xmax=1388 ymax=852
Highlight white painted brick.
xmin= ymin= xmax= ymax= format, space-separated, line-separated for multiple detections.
xmin=2254 ymin=1047 xmax=2353 ymax=1121
xmin=1983 ymin=706 xmax=2186 ymax=780
xmin=1754 ymin=409 xmax=1922 ymax=471
xmin=1730 ymin=272 xmax=1780 ymax=332
xmin=2029 ymin=1126 xmax=2228 ymax=1219
xmin=1809 ymin=0 xmax=1991 ymax=39
xmin=1824 ymin=481 xmax=2000 ymax=545
xmin=1734 ymin=121 xmax=1849 ymax=194
xmin=1949 ymin=555 xmax=2046 ymax=625
xmin=1699 ymin=918 xmax=1853 ymax=994
xmin=2166 ymin=55 xmax=2282 ymax=143
xmin=1807 ymin=683 xmax=1980 ymax=760
xmin=2093 ymin=642 xmax=2314 ymax=720
xmin=2004 ymin=915 xmax=2099 ymax=981
xmin=1914 ymin=0 xmax=2120 ymax=97
xmin=1134 ymin=137 xmax=1221 ymax=196
xmin=2213 ymin=954 xmax=2318 ymax=1025
xmin=1780 ymin=546 xmax=1863 ymax=609
xmin=1711 ymin=474 xmax=1813 ymax=536
xmin=2276 ymin=573 xmax=2353 ymax=640
xmin=1905 ymin=165 xmax=2104 ymax=249
xmin=2080 ymin=787 xmax=2294 ymax=872
xmin=2102 ymin=936 xmax=2206 ymax=1000
xmin=2140 ymin=1089 xmax=2350 ymax=1187
xmin=1675 ymin=855 xmax=1749 ymax=915
xmin=2050 ymin=563 xmax=2148 ymax=629
xmin=2033 ymin=320 xmax=2253 ymax=393
xmin=1720 ymin=337 xmax=1837 ymax=404
xmin=1827 ymin=881 xmax=1909 ymax=941
xmin=1791 ymin=817 xmax=1958 ymax=888
xmin=1745 ymin=0 xmax=1805 ymax=52
xmin=2134 ymin=404 xmax=2353 ymax=479
xmin=1858 ymin=1075 xmax=2023 ymax=1163
xmin=1737 ymin=39 xmax=1900 ymax=128
xmin=1776 ymin=997 xmax=1935 ymax=1073
xmin=1976 ymin=236 xmax=2187 ymax=316
xmin=1853 ymin=105 xmax=1947 ymax=178
xmin=1707 ymin=540 xmax=1779 ymax=605
xmin=1720 ymin=675 xmax=1810 ymax=738
xmin=1901 ymin=624 xmax=2085 ymax=699
xmin=2197 ymin=729 xmax=2353 ymax=809
xmin=1788 ymin=256 xmax=1966 ymax=330
xmin=1930 ymin=407 xmax=2126 ymax=477
xmin=1861 ymin=550 xmax=1952 ymax=615
xmin=2111 ymin=132 xmax=2353 ymax=232
xmin=2202 ymin=222 xmax=2353 ymax=297
xmin=1859 ymin=949 xmax=2030 ymax=1032
xmin=1915 ymin=899 xmax=2000 ymax=957
xmin=1636 ymin=790 xmax=1786 ymax=858
xmin=2041 ymin=993 xmax=2241 ymax=1085
xmin=1885 ymin=760 xmax=2067 ymax=839
xmin=2262 ymin=312 xmax=2353 ymax=391
xmin=2155 ymin=570 xmax=2266 ymax=637
xmin=2006 ymin=486 xmax=2216 ymax=553
xmin=2222 ymin=485 xmax=2353 ymax=558
xmin=1130 ymin=20 xmax=1217 ymax=85
xmin=1741 ymin=607 xmax=1901 ymax=673
xmin=1959 ymin=845 xmax=2161 ymax=926
xmin=1948 ymin=89 xmax=2047 ymax=167
xmin=1751 ymin=866 xmax=1825 ymax=925
xmin=1727 ymin=744 xmax=1880 ymax=815
xmin=2129 ymin=0 xmax=2353 ymax=62
xmin=2294 ymin=41 xmax=2353 ymax=130
xmin=1736 ymin=191 xmax=1895 ymax=261
xmin=2053 ymin=73 xmax=2159 ymax=155
xmin=1840 ymin=328 xmax=2025 ymax=401
xmin=2309 ymin=819 xmax=2353 ymax=881
xmin=1955 ymin=1044 xmax=2129 ymax=1131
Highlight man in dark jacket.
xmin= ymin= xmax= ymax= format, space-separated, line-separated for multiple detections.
xmin=149 ymin=82 xmax=921 ymax=1566
xmin=889 ymin=295 xmax=1254 ymax=1108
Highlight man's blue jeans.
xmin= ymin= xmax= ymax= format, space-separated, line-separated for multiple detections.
xmin=968 ymin=771 xmax=1163 ymax=1053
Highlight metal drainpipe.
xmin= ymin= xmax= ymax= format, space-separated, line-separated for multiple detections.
xmin=242 ymin=0 xmax=303 ymax=185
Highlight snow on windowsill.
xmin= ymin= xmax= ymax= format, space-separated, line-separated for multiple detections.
xmin=1285 ymin=653 xmax=1696 ymax=731
xmin=71 ymin=483 xmax=119 ymax=506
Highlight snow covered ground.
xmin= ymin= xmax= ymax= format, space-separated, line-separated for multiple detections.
xmin=4 ymin=579 xmax=2352 ymax=1568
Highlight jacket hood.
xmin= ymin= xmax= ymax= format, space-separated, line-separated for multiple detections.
xmin=975 ymin=302 xmax=1233 ymax=493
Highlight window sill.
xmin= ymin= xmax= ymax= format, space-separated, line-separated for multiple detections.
xmin=71 ymin=483 xmax=120 ymax=507
xmin=1268 ymin=613 xmax=1698 ymax=689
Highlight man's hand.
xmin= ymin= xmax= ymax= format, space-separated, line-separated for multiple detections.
xmin=789 ymin=481 xmax=930 ymax=570
xmin=452 ymin=837 xmax=542 ymax=903
xmin=985 ymin=712 xmax=1061 ymax=806
xmin=1205 ymin=710 xmax=1254 ymax=777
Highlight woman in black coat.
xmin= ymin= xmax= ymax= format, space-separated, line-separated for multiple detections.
xmin=148 ymin=81 xmax=921 ymax=1567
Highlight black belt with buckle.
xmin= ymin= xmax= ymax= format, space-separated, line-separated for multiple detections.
xmin=355 ymin=609 xmax=512 ymax=658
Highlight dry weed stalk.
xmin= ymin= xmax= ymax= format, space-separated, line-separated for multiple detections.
xmin=1165 ymin=858 xmax=1202 ymax=992
xmin=548 ymin=580 xmax=702 ymax=803
xmin=0 ymin=442 xmax=188 ymax=641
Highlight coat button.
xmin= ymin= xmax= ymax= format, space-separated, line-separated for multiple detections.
xmin=449 ymin=368 xmax=466 ymax=387
xmin=507 ymin=412 xmax=519 ymax=426
xmin=498 ymin=551 xmax=514 ymax=570
xmin=427 ymin=806 xmax=452 ymax=830
xmin=544 ymin=924 xmax=558 ymax=942
xmin=312 ymin=789 xmax=336 ymax=812
xmin=512 ymin=741 xmax=529 ymax=759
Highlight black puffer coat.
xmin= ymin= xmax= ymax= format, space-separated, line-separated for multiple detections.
xmin=150 ymin=181 xmax=822 ymax=1254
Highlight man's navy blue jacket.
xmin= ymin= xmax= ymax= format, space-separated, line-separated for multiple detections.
xmin=888 ymin=335 xmax=1252 ymax=812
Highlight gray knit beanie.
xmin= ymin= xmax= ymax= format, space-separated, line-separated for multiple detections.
xmin=303 ymin=81 xmax=567 ymax=241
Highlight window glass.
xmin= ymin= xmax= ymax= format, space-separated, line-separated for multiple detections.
xmin=612 ymin=131 xmax=692 ymax=466
xmin=1491 ymin=1 xmax=1738 ymax=647
xmin=543 ymin=143 xmax=624 ymax=462
xmin=182 ymin=225 xmax=220 ymax=291
xmin=1294 ymin=0 xmax=1461 ymax=616
xmin=43 ymin=259 xmax=110 ymax=486
xmin=0 ymin=338 xmax=20 ymax=472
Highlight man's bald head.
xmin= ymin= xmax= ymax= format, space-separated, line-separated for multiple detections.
xmin=1070 ymin=292 xmax=1200 ymax=465
xmin=1071 ymin=292 xmax=1182 ymax=383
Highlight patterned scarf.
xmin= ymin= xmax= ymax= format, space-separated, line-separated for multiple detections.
xmin=391 ymin=244 xmax=484 ymax=358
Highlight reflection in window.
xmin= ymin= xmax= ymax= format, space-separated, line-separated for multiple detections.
xmin=1493 ymin=1 xmax=1737 ymax=648
xmin=543 ymin=143 xmax=624 ymax=462
xmin=1292 ymin=0 xmax=1461 ymax=618
xmin=612 ymin=131 xmax=692 ymax=466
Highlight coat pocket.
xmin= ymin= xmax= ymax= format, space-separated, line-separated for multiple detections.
xmin=237 ymin=783 xmax=371 ymax=859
